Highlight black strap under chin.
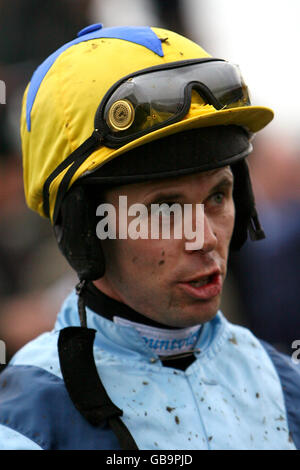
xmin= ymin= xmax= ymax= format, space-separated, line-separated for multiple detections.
xmin=58 ymin=326 xmax=138 ymax=450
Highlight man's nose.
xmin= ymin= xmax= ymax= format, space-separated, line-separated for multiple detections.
xmin=184 ymin=213 xmax=218 ymax=254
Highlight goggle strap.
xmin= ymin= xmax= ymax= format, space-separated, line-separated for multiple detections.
xmin=43 ymin=131 xmax=100 ymax=220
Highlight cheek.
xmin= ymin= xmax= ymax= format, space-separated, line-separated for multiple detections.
xmin=129 ymin=239 xmax=169 ymax=271
xmin=103 ymin=238 xmax=166 ymax=279
xmin=225 ymin=207 xmax=235 ymax=240
xmin=215 ymin=203 xmax=235 ymax=250
xmin=127 ymin=239 xmax=182 ymax=288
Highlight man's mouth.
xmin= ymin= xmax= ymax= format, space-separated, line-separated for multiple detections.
xmin=188 ymin=276 xmax=213 ymax=287
xmin=178 ymin=270 xmax=222 ymax=300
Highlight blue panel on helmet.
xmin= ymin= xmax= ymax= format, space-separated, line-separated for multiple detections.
xmin=26 ymin=26 xmax=164 ymax=131
xmin=77 ymin=23 xmax=104 ymax=37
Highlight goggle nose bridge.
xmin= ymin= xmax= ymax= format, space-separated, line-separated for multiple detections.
xmin=182 ymin=81 xmax=225 ymax=110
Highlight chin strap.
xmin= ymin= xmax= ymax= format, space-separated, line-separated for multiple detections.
xmin=57 ymin=280 xmax=138 ymax=450
xmin=76 ymin=280 xmax=88 ymax=328
xmin=248 ymin=208 xmax=266 ymax=241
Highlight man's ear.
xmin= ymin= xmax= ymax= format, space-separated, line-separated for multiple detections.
xmin=230 ymin=159 xmax=264 ymax=251
xmin=54 ymin=185 xmax=105 ymax=280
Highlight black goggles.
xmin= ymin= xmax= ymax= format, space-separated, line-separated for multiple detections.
xmin=94 ymin=58 xmax=251 ymax=148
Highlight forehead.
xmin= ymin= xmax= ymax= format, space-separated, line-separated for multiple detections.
xmin=105 ymin=166 xmax=233 ymax=200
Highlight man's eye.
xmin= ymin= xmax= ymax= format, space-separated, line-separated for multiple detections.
xmin=210 ymin=192 xmax=225 ymax=205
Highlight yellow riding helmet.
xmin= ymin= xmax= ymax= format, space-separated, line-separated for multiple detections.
xmin=21 ymin=24 xmax=274 ymax=224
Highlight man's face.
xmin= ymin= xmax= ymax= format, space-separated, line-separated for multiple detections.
xmin=94 ymin=166 xmax=235 ymax=327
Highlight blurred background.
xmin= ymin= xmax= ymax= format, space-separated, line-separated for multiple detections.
xmin=0 ymin=0 xmax=299 ymax=361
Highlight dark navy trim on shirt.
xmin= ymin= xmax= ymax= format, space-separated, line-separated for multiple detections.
xmin=0 ymin=365 xmax=121 ymax=450
xmin=260 ymin=339 xmax=300 ymax=449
